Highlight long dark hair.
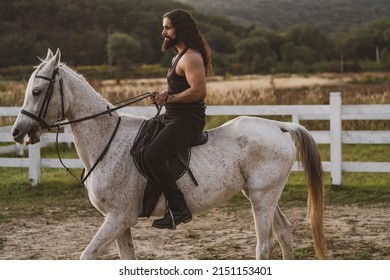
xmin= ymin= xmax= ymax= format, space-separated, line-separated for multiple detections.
xmin=163 ymin=9 xmax=212 ymax=75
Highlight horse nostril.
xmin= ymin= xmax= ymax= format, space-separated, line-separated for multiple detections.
xmin=12 ymin=128 xmax=19 ymax=137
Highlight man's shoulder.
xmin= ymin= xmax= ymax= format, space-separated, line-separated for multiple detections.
xmin=181 ymin=49 xmax=203 ymax=65
xmin=176 ymin=48 xmax=205 ymax=76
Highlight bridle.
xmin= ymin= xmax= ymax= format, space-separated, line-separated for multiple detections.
xmin=20 ymin=68 xmax=64 ymax=130
xmin=21 ymin=67 xmax=155 ymax=130
xmin=20 ymin=66 xmax=156 ymax=184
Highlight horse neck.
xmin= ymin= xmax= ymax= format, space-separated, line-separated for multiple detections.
xmin=60 ymin=66 xmax=119 ymax=166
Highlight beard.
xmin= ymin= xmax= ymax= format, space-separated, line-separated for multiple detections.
xmin=161 ymin=37 xmax=178 ymax=52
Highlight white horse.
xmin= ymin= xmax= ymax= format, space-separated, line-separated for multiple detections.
xmin=12 ymin=49 xmax=327 ymax=260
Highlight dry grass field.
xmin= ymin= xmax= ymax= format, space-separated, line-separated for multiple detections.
xmin=1 ymin=72 xmax=390 ymax=109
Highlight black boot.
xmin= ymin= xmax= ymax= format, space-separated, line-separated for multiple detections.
xmin=152 ymin=206 xmax=192 ymax=229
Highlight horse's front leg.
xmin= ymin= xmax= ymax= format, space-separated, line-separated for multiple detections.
xmin=80 ymin=213 xmax=135 ymax=260
xmin=115 ymin=227 xmax=137 ymax=259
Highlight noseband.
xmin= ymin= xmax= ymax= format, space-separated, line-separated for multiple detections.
xmin=20 ymin=67 xmax=65 ymax=130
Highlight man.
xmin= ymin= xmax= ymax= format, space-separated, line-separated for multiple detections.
xmin=144 ymin=9 xmax=212 ymax=229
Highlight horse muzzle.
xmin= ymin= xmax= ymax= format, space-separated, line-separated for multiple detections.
xmin=12 ymin=123 xmax=42 ymax=145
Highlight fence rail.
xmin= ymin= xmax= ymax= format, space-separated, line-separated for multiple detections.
xmin=1 ymin=92 xmax=390 ymax=187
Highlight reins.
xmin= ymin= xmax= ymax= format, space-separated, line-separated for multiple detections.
xmin=53 ymin=91 xmax=157 ymax=184
xmin=21 ymin=66 xmax=158 ymax=184
xmin=50 ymin=91 xmax=155 ymax=128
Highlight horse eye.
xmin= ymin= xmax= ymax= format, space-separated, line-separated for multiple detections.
xmin=32 ymin=88 xmax=42 ymax=97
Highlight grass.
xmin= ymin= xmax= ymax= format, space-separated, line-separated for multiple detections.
xmin=0 ymin=167 xmax=89 ymax=220
xmin=1 ymin=164 xmax=388 ymax=227
xmin=222 ymin=171 xmax=390 ymax=211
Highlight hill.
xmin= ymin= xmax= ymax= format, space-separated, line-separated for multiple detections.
xmin=1 ymin=0 xmax=389 ymax=76
xmin=175 ymin=0 xmax=390 ymax=33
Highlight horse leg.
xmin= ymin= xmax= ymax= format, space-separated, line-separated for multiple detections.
xmin=80 ymin=213 xmax=135 ymax=260
xmin=244 ymin=188 xmax=278 ymax=259
xmin=247 ymin=188 xmax=279 ymax=260
xmin=273 ymin=205 xmax=293 ymax=259
xmin=115 ymin=227 xmax=137 ymax=259
xmin=245 ymin=188 xmax=293 ymax=260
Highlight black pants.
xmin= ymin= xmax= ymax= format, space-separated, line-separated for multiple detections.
xmin=143 ymin=114 xmax=205 ymax=210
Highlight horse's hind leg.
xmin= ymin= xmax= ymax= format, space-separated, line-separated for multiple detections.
xmin=243 ymin=188 xmax=275 ymax=259
xmin=245 ymin=188 xmax=293 ymax=259
xmin=247 ymin=188 xmax=280 ymax=259
xmin=273 ymin=205 xmax=293 ymax=259
xmin=115 ymin=227 xmax=137 ymax=259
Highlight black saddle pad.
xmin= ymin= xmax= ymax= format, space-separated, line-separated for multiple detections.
xmin=130 ymin=117 xmax=191 ymax=183
xmin=131 ymin=116 xmax=204 ymax=218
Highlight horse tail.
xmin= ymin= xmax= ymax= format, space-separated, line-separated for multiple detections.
xmin=278 ymin=122 xmax=327 ymax=259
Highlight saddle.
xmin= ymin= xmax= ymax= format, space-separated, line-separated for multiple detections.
xmin=130 ymin=115 xmax=208 ymax=218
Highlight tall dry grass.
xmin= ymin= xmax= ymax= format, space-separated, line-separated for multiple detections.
xmin=205 ymin=73 xmax=390 ymax=105
xmin=0 ymin=80 xmax=27 ymax=126
xmin=0 ymin=80 xmax=26 ymax=106
xmin=1 ymin=73 xmax=389 ymax=128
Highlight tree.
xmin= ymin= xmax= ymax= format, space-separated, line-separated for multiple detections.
xmin=236 ymin=36 xmax=273 ymax=73
xmin=280 ymin=42 xmax=317 ymax=64
xmin=205 ymin=26 xmax=236 ymax=54
xmin=106 ymin=33 xmax=141 ymax=74
xmin=285 ymin=26 xmax=333 ymax=60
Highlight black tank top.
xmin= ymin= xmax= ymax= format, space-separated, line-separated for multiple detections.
xmin=166 ymin=48 xmax=206 ymax=117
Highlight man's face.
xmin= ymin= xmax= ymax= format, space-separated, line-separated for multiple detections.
xmin=161 ymin=17 xmax=178 ymax=51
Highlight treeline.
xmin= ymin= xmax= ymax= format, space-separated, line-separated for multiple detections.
xmin=1 ymin=0 xmax=390 ymax=80
xmin=177 ymin=0 xmax=390 ymax=34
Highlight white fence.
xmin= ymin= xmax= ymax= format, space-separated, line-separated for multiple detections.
xmin=1 ymin=92 xmax=390 ymax=187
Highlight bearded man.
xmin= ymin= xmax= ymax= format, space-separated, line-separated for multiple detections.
xmin=144 ymin=9 xmax=212 ymax=229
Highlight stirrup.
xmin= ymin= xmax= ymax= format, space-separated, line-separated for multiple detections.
xmin=166 ymin=208 xmax=176 ymax=230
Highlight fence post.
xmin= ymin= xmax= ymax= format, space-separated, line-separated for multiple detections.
xmin=64 ymin=125 xmax=72 ymax=149
xmin=330 ymin=92 xmax=342 ymax=189
xmin=15 ymin=143 xmax=24 ymax=156
xmin=292 ymin=114 xmax=300 ymax=124
xmin=28 ymin=143 xmax=41 ymax=187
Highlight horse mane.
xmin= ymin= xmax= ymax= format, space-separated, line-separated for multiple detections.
xmin=58 ymin=63 xmax=114 ymax=108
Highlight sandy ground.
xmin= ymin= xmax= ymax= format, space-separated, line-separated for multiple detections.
xmin=0 ymin=204 xmax=389 ymax=260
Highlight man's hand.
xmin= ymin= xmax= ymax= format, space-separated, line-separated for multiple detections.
xmin=147 ymin=91 xmax=158 ymax=105
xmin=154 ymin=90 xmax=169 ymax=106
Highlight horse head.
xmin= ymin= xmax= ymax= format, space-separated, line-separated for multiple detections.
xmin=12 ymin=48 xmax=68 ymax=144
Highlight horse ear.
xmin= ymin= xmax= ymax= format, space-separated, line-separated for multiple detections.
xmin=38 ymin=49 xmax=54 ymax=63
xmin=46 ymin=49 xmax=54 ymax=61
xmin=53 ymin=48 xmax=61 ymax=66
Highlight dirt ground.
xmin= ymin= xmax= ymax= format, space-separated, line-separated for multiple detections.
xmin=0 ymin=204 xmax=389 ymax=260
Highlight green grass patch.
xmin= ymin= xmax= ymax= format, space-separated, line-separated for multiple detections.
xmin=219 ymin=171 xmax=390 ymax=210
xmin=284 ymin=172 xmax=390 ymax=207
xmin=0 ymin=140 xmax=389 ymax=220
xmin=293 ymin=246 xmax=316 ymax=260
xmin=0 ymin=167 xmax=89 ymax=220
